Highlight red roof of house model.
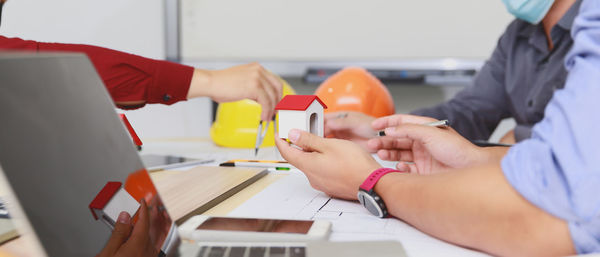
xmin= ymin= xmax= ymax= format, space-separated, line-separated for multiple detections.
xmin=89 ymin=181 xmax=122 ymax=220
xmin=275 ymin=95 xmax=328 ymax=111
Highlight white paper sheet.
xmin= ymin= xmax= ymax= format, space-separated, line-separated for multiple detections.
xmin=226 ymin=173 xmax=491 ymax=257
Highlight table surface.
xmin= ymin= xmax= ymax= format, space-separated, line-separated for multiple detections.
xmin=1 ymin=137 xmax=490 ymax=257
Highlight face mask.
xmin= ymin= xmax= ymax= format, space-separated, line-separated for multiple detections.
xmin=502 ymin=0 xmax=555 ymax=24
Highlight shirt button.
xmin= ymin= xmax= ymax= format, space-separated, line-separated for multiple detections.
xmin=162 ymin=94 xmax=172 ymax=102
xmin=528 ymin=99 xmax=534 ymax=107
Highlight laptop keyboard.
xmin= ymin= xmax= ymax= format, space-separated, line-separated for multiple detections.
xmin=195 ymin=245 xmax=306 ymax=257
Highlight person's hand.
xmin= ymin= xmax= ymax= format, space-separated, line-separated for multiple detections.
xmin=187 ymin=63 xmax=283 ymax=121
xmin=96 ymin=200 xmax=158 ymax=257
xmin=324 ymin=111 xmax=377 ymax=150
xmin=367 ymin=114 xmax=438 ymax=153
xmin=275 ymin=129 xmax=381 ymax=200
xmin=368 ymin=123 xmax=492 ymax=174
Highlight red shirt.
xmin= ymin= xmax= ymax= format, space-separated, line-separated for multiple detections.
xmin=0 ymin=36 xmax=194 ymax=109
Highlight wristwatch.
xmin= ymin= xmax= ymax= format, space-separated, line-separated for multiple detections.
xmin=357 ymin=168 xmax=403 ymax=218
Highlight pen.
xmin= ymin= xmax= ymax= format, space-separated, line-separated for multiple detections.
xmin=219 ymin=160 xmax=293 ymax=170
xmin=377 ymin=119 xmax=449 ymax=136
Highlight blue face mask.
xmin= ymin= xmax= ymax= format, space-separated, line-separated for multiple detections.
xmin=502 ymin=0 xmax=555 ymax=24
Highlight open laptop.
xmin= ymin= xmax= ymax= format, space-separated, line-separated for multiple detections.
xmin=0 ymin=53 xmax=406 ymax=257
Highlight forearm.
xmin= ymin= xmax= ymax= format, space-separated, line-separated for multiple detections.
xmin=0 ymin=36 xmax=194 ymax=108
xmin=375 ymin=164 xmax=574 ymax=256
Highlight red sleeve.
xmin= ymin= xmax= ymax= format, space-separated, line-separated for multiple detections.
xmin=0 ymin=36 xmax=194 ymax=108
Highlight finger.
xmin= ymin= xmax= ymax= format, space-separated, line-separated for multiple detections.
xmin=287 ymin=129 xmax=328 ymax=153
xmin=371 ymin=114 xmax=437 ymax=131
xmin=396 ymin=162 xmax=418 ymax=174
xmin=383 ymin=123 xmax=441 ymax=143
xmin=377 ymin=149 xmax=392 ymax=161
xmin=260 ymin=69 xmax=283 ymax=102
xmin=367 ymin=137 xmax=413 ymax=152
xmin=126 ymin=199 xmax=151 ymax=249
xmin=324 ymin=112 xmax=343 ymax=122
xmin=275 ymin=134 xmax=315 ymax=167
xmin=396 ymin=161 xmax=409 ymax=172
xmin=258 ymin=75 xmax=277 ymax=119
xmin=100 ymin=211 xmax=133 ymax=256
xmin=256 ymin=90 xmax=274 ymax=121
xmin=376 ymin=149 xmax=414 ymax=162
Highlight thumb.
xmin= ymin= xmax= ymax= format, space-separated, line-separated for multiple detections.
xmin=288 ymin=129 xmax=327 ymax=153
xmin=99 ymin=212 xmax=133 ymax=256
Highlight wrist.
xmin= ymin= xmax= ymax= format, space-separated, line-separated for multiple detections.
xmin=187 ymin=69 xmax=213 ymax=99
xmin=358 ymin=167 xmax=405 ymax=218
xmin=373 ymin=171 xmax=403 ymax=201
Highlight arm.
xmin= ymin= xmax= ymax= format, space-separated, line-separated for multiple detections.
xmin=377 ymin=164 xmax=574 ymax=257
xmin=500 ymin=0 xmax=600 ymax=253
xmin=0 ymin=36 xmax=193 ymax=108
xmin=411 ymin=25 xmax=515 ymax=141
xmin=276 ymin=130 xmax=573 ymax=256
xmin=0 ymin=36 xmax=282 ymax=119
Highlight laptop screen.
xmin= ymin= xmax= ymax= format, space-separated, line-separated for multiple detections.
xmin=0 ymin=53 xmax=177 ymax=256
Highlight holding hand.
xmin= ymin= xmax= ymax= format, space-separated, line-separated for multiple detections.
xmin=368 ymin=113 xmax=509 ymax=174
xmin=323 ymin=111 xmax=377 ymax=150
xmin=275 ymin=129 xmax=381 ymax=200
xmin=96 ymin=200 xmax=158 ymax=257
xmin=187 ymin=63 xmax=283 ymax=121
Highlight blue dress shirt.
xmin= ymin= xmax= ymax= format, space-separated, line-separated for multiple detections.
xmin=501 ymin=0 xmax=600 ymax=253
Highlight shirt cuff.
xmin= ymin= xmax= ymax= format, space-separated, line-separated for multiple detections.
xmin=147 ymin=60 xmax=194 ymax=105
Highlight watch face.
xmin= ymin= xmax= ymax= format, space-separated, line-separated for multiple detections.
xmin=357 ymin=190 xmax=384 ymax=218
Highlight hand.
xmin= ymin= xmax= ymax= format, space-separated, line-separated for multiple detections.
xmin=324 ymin=111 xmax=377 ymax=150
xmin=368 ymin=123 xmax=492 ymax=174
xmin=96 ymin=200 xmax=158 ymax=257
xmin=368 ymin=114 xmax=439 ymax=152
xmin=187 ymin=63 xmax=283 ymax=121
xmin=275 ymin=129 xmax=381 ymax=200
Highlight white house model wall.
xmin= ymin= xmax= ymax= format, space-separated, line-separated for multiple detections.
xmin=278 ymin=101 xmax=324 ymax=139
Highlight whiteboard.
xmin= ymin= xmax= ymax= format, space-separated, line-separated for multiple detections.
xmin=180 ymin=0 xmax=514 ymax=61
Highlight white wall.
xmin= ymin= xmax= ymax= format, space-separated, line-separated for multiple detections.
xmin=0 ymin=0 xmax=514 ymax=139
xmin=181 ymin=0 xmax=513 ymax=61
xmin=0 ymin=0 xmax=213 ymax=139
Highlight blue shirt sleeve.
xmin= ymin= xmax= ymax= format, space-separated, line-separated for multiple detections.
xmin=501 ymin=0 xmax=600 ymax=253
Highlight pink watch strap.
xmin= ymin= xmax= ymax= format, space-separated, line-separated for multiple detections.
xmin=360 ymin=168 xmax=402 ymax=191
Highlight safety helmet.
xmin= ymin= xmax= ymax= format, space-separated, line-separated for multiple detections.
xmin=210 ymin=78 xmax=296 ymax=148
xmin=315 ymin=67 xmax=395 ymax=118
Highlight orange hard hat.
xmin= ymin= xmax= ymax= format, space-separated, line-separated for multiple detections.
xmin=314 ymin=67 xmax=395 ymax=118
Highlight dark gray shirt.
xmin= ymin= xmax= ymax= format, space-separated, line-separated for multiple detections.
xmin=412 ymin=0 xmax=581 ymax=142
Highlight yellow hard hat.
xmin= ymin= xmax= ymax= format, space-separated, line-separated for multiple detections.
xmin=210 ymin=78 xmax=296 ymax=148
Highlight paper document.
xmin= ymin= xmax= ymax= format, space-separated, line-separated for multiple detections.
xmin=228 ymin=173 xmax=491 ymax=257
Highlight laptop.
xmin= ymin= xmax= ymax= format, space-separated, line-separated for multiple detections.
xmin=0 ymin=53 xmax=406 ymax=257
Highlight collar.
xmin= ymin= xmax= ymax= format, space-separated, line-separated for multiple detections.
xmin=518 ymin=0 xmax=582 ymax=38
xmin=516 ymin=0 xmax=581 ymax=54
xmin=557 ymin=0 xmax=582 ymax=30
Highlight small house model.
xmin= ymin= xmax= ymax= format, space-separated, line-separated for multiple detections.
xmin=275 ymin=95 xmax=328 ymax=138
xmin=89 ymin=181 xmax=140 ymax=229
